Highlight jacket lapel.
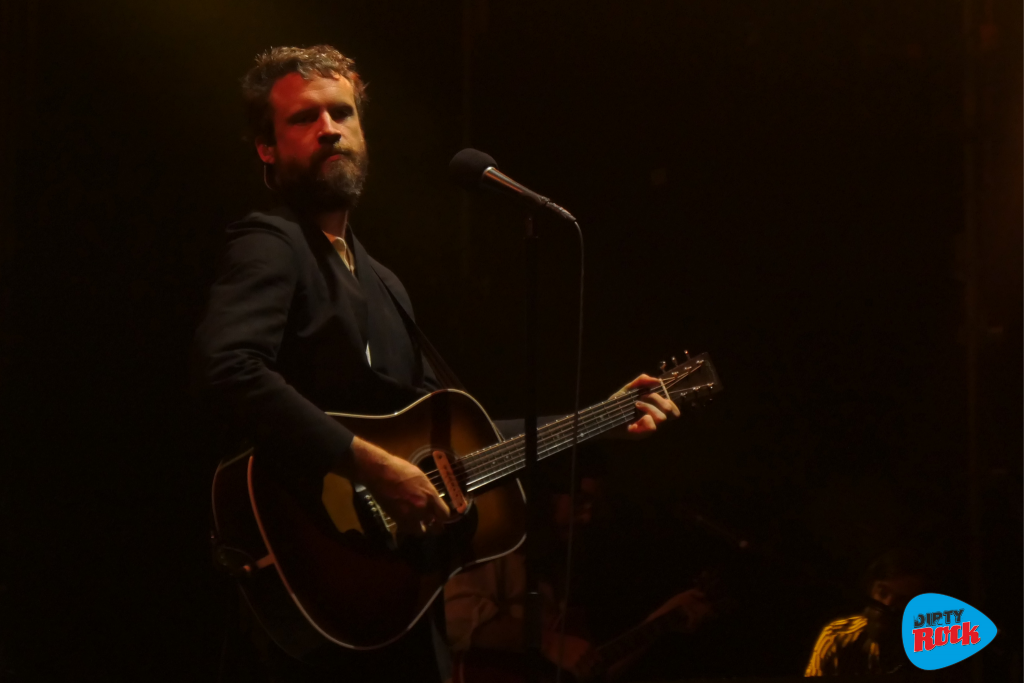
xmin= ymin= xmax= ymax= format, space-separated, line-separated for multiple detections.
xmin=329 ymin=234 xmax=369 ymax=350
xmin=351 ymin=232 xmax=386 ymax=368
xmin=288 ymin=209 xmax=370 ymax=352
xmin=350 ymin=232 xmax=419 ymax=386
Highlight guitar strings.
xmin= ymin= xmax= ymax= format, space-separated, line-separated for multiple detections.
xmin=423 ymin=407 xmax=628 ymax=494
xmin=458 ymin=406 xmax=635 ymax=490
xmin=378 ymin=371 xmax=710 ymax=529
xmin=377 ymin=381 xmax=709 ymax=530
xmin=385 ymin=394 xmax=639 ymax=530
xmin=438 ymin=375 xmax=705 ymax=487
xmin=387 ymin=391 xmax=643 ymax=527
xmin=422 ymin=381 xmax=705 ymax=492
xmin=422 ymin=389 xmax=641 ymax=491
xmin=422 ymin=380 xmax=708 ymax=494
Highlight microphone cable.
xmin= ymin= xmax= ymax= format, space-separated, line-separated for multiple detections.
xmin=555 ymin=220 xmax=584 ymax=683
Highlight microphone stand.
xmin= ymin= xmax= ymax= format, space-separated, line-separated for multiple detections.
xmin=522 ymin=211 xmax=543 ymax=683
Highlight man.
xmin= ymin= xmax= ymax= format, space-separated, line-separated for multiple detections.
xmin=805 ymin=550 xmax=933 ymax=676
xmin=193 ymin=45 xmax=679 ymax=682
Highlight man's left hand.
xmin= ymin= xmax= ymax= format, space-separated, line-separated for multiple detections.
xmin=614 ymin=374 xmax=680 ymax=438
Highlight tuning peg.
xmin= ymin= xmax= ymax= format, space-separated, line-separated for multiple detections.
xmin=684 ymin=350 xmax=691 ymax=360
xmin=658 ymin=360 xmax=667 ymax=372
xmin=670 ymin=356 xmax=678 ymax=367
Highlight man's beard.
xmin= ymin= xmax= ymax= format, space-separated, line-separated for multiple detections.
xmin=273 ymin=145 xmax=369 ymax=214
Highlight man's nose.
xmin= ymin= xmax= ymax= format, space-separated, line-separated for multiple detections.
xmin=316 ymin=111 xmax=343 ymax=145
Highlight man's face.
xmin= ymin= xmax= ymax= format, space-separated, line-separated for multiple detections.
xmin=256 ymin=72 xmax=368 ymax=212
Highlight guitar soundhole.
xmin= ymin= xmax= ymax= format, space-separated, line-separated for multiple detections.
xmin=409 ymin=447 xmax=474 ymax=522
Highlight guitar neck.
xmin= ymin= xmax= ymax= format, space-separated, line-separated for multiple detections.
xmin=462 ymin=389 xmax=644 ymax=493
xmin=460 ymin=354 xmax=719 ymax=494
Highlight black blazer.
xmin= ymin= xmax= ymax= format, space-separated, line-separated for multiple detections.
xmin=192 ymin=207 xmax=440 ymax=479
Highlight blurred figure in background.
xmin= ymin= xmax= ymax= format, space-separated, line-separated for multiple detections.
xmin=445 ymin=463 xmax=714 ymax=682
xmin=805 ymin=549 xmax=934 ymax=676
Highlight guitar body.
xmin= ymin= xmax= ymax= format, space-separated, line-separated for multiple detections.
xmin=211 ymin=389 xmax=526 ymax=659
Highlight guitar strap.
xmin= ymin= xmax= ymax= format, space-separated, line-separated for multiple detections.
xmin=367 ymin=260 xmax=466 ymax=392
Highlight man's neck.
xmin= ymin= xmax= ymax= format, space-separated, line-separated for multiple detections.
xmin=316 ymin=209 xmax=350 ymax=241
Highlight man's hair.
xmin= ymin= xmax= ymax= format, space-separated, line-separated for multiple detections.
xmin=241 ymin=45 xmax=368 ymax=144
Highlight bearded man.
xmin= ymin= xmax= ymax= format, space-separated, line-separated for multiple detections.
xmin=193 ymin=45 xmax=678 ymax=682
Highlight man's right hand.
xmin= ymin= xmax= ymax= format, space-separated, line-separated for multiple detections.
xmin=349 ymin=436 xmax=451 ymax=535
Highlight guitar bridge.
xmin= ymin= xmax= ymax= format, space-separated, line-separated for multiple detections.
xmin=353 ymin=484 xmax=396 ymax=544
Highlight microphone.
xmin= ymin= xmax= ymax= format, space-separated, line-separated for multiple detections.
xmin=448 ymin=148 xmax=576 ymax=222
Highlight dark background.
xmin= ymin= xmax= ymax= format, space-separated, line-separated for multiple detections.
xmin=1 ymin=0 xmax=1020 ymax=680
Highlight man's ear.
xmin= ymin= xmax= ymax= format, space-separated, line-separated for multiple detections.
xmin=256 ymin=138 xmax=276 ymax=165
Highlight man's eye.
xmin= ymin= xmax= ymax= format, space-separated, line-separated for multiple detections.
xmin=287 ymin=111 xmax=318 ymax=125
xmin=331 ymin=107 xmax=352 ymax=122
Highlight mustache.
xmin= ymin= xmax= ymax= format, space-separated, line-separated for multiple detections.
xmin=312 ymin=145 xmax=358 ymax=167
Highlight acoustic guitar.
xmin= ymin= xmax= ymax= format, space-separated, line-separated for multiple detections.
xmin=210 ymin=354 xmax=721 ymax=660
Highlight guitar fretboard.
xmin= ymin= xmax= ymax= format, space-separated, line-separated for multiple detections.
xmin=459 ymin=388 xmax=643 ymax=492
xmin=456 ymin=368 xmax=711 ymax=493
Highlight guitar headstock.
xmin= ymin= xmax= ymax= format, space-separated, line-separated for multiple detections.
xmin=654 ymin=352 xmax=722 ymax=406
